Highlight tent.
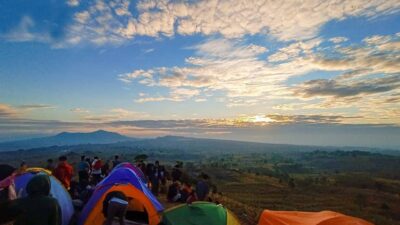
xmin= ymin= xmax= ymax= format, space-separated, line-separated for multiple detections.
xmin=113 ymin=162 xmax=147 ymax=183
xmin=258 ymin=210 xmax=374 ymax=225
xmin=161 ymin=202 xmax=241 ymax=225
xmin=79 ymin=166 xmax=164 ymax=225
xmin=13 ymin=168 xmax=74 ymax=225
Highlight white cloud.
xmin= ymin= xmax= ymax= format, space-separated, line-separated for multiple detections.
xmin=268 ymin=38 xmax=321 ymax=62
xmin=70 ymin=108 xmax=90 ymax=113
xmin=67 ymin=0 xmax=80 ymax=7
xmin=329 ymin=36 xmax=349 ymax=44
xmin=120 ymin=38 xmax=315 ymax=105
xmin=1 ymin=16 xmax=51 ymax=43
xmin=83 ymin=108 xmax=150 ymax=121
xmin=63 ymin=0 xmax=400 ymax=46
xmin=144 ymin=48 xmax=154 ymax=53
xmin=0 ymin=104 xmax=18 ymax=118
xmin=120 ymin=31 xmax=400 ymax=122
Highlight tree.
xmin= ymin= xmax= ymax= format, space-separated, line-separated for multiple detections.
xmin=134 ymin=154 xmax=148 ymax=162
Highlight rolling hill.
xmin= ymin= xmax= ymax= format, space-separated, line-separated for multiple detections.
xmin=0 ymin=130 xmax=136 ymax=151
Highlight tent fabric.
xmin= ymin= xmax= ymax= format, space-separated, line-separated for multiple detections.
xmin=258 ymin=210 xmax=374 ymax=225
xmin=96 ymin=166 xmax=162 ymax=211
xmin=79 ymin=167 xmax=164 ymax=225
xmin=13 ymin=169 xmax=74 ymax=225
xmin=114 ymin=162 xmax=147 ymax=183
xmin=26 ymin=167 xmax=52 ymax=174
xmin=162 ymin=202 xmax=241 ymax=225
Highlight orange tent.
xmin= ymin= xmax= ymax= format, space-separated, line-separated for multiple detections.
xmin=258 ymin=210 xmax=374 ymax=225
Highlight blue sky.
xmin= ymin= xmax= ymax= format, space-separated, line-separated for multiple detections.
xmin=0 ymin=0 xmax=399 ymax=148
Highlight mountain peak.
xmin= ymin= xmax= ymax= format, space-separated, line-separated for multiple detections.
xmin=0 ymin=130 xmax=137 ymax=151
xmin=92 ymin=129 xmax=109 ymax=134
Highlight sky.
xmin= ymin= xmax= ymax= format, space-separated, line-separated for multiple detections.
xmin=0 ymin=0 xmax=399 ymax=148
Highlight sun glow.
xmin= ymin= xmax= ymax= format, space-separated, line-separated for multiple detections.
xmin=238 ymin=115 xmax=275 ymax=124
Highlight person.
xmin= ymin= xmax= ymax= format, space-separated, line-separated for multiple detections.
xmin=102 ymin=191 xmax=128 ymax=225
xmin=167 ymin=181 xmax=181 ymax=202
xmin=180 ymin=182 xmax=195 ymax=203
xmin=102 ymin=160 xmax=111 ymax=177
xmin=85 ymin=157 xmax=92 ymax=171
xmin=78 ymin=156 xmax=90 ymax=187
xmin=149 ymin=161 xmax=163 ymax=196
xmin=45 ymin=159 xmax=55 ymax=172
xmin=160 ymin=165 xmax=167 ymax=194
xmin=112 ymin=155 xmax=121 ymax=168
xmin=16 ymin=161 xmax=27 ymax=174
xmin=91 ymin=156 xmax=103 ymax=184
xmin=195 ymin=173 xmax=210 ymax=201
xmin=137 ymin=160 xmax=146 ymax=177
xmin=0 ymin=174 xmax=17 ymax=204
xmin=53 ymin=156 xmax=74 ymax=190
xmin=0 ymin=174 xmax=61 ymax=225
xmin=171 ymin=164 xmax=182 ymax=182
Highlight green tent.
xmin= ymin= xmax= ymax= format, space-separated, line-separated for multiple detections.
xmin=162 ymin=201 xmax=241 ymax=225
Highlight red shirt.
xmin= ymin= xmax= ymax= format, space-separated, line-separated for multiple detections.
xmin=53 ymin=161 xmax=73 ymax=189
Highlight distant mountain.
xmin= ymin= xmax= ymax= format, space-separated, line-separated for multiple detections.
xmin=0 ymin=130 xmax=137 ymax=151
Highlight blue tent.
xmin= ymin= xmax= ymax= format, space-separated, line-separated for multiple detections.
xmin=14 ymin=169 xmax=74 ymax=225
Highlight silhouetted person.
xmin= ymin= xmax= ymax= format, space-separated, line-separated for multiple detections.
xmin=171 ymin=165 xmax=182 ymax=182
xmin=112 ymin=155 xmax=121 ymax=168
xmin=167 ymin=181 xmax=181 ymax=202
xmin=0 ymin=174 xmax=61 ymax=225
xmin=78 ymin=155 xmax=90 ymax=187
xmin=102 ymin=160 xmax=111 ymax=177
xmin=150 ymin=161 xmax=162 ymax=196
xmin=138 ymin=160 xmax=146 ymax=177
xmin=196 ymin=173 xmax=210 ymax=201
xmin=0 ymin=165 xmax=17 ymax=204
xmin=45 ymin=159 xmax=55 ymax=172
xmin=91 ymin=156 xmax=103 ymax=184
xmin=17 ymin=161 xmax=27 ymax=174
xmin=180 ymin=182 xmax=195 ymax=203
xmin=53 ymin=156 xmax=73 ymax=190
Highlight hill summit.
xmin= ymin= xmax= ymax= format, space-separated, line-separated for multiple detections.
xmin=0 ymin=130 xmax=135 ymax=151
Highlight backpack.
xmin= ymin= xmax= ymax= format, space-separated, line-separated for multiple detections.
xmin=93 ymin=160 xmax=102 ymax=170
xmin=102 ymin=191 xmax=127 ymax=216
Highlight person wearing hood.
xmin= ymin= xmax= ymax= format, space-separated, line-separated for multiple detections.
xmin=53 ymin=155 xmax=73 ymax=190
xmin=0 ymin=174 xmax=61 ymax=225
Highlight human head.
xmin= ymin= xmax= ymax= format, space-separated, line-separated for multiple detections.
xmin=200 ymin=173 xmax=209 ymax=180
xmin=59 ymin=155 xmax=67 ymax=162
xmin=26 ymin=175 xmax=51 ymax=196
xmin=20 ymin=161 xmax=27 ymax=169
xmin=94 ymin=156 xmax=99 ymax=160
xmin=114 ymin=155 xmax=119 ymax=160
xmin=183 ymin=181 xmax=192 ymax=188
xmin=155 ymin=160 xmax=159 ymax=166
xmin=47 ymin=159 xmax=53 ymax=164
xmin=81 ymin=155 xmax=85 ymax=161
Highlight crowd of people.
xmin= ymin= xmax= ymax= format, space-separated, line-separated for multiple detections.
xmin=0 ymin=154 xmax=213 ymax=225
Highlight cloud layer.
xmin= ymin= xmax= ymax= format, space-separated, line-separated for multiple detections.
xmin=64 ymin=0 xmax=400 ymax=45
xmin=4 ymin=0 xmax=398 ymax=46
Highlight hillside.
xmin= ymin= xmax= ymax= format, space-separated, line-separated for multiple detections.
xmin=0 ymin=130 xmax=135 ymax=151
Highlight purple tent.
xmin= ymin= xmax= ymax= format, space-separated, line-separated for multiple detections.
xmin=79 ymin=166 xmax=163 ymax=225
xmin=113 ymin=162 xmax=147 ymax=183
